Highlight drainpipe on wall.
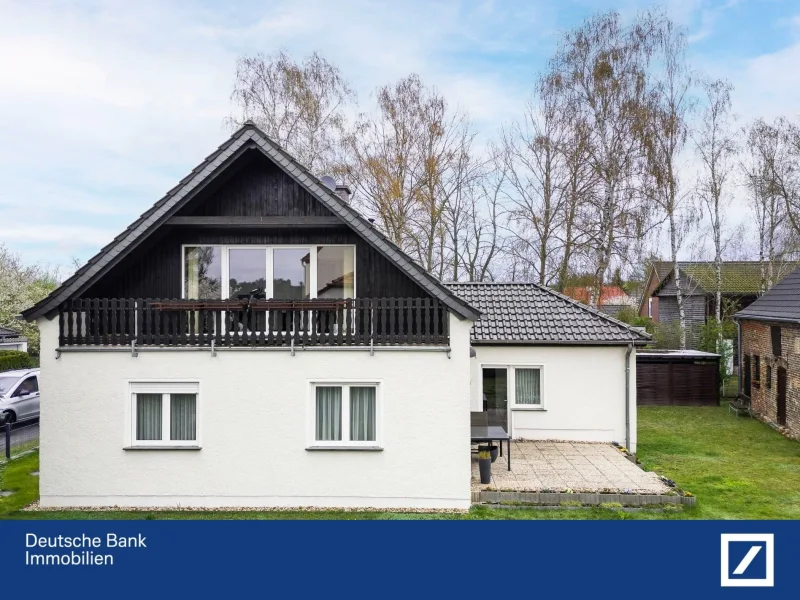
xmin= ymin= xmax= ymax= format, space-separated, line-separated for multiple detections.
xmin=625 ymin=341 xmax=633 ymax=452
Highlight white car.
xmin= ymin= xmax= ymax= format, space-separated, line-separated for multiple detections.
xmin=0 ymin=368 xmax=40 ymax=424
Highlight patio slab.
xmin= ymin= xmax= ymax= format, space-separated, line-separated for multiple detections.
xmin=471 ymin=441 xmax=668 ymax=494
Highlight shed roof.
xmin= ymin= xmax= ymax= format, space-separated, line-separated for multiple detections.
xmin=447 ymin=282 xmax=650 ymax=345
xmin=734 ymin=265 xmax=800 ymax=324
xmin=22 ymin=123 xmax=479 ymax=322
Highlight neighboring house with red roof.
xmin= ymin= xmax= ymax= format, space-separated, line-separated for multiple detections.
xmin=563 ymin=286 xmax=637 ymax=318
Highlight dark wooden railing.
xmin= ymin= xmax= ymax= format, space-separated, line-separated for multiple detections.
xmin=57 ymin=298 xmax=450 ymax=347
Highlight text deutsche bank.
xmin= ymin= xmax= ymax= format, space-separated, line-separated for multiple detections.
xmin=24 ymin=533 xmax=147 ymax=566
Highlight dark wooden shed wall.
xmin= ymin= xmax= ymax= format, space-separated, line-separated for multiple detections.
xmin=82 ymin=151 xmax=429 ymax=300
xmin=637 ymin=355 xmax=720 ymax=406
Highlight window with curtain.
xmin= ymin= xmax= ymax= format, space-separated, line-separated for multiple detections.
xmin=514 ymin=368 xmax=542 ymax=406
xmin=130 ymin=383 xmax=199 ymax=447
xmin=312 ymin=384 xmax=379 ymax=447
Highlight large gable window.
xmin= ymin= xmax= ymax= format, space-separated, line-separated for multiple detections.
xmin=184 ymin=246 xmax=222 ymax=299
xmin=182 ymin=245 xmax=355 ymax=300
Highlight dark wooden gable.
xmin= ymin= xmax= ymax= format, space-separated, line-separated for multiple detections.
xmin=175 ymin=151 xmax=335 ymax=218
xmin=83 ymin=149 xmax=429 ymax=300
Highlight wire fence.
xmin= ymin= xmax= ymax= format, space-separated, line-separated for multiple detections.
xmin=0 ymin=418 xmax=40 ymax=462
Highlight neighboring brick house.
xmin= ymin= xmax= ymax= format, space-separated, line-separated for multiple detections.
xmin=734 ymin=266 xmax=800 ymax=438
xmin=638 ymin=261 xmax=798 ymax=349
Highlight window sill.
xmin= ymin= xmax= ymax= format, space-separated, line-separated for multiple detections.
xmin=123 ymin=446 xmax=202 ymax=451
xmin=306 ymin=445 xmax=383 ymax=452
xmin=511 ymin=406 xmax=546 ymax=411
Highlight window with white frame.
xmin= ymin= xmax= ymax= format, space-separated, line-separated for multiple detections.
xmin=182 ymin=245 xmax=356 ymax=300
xmin=513 ymin=367 xmax=542 ymax=407
xmin=129 ymin=382 xmax=199 ymax=447
xmin=310 ymin=383 xmax=379 ymax=448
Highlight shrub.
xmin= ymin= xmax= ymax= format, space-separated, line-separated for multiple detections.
xmin=697 ymin=320 xmax=736 ymax=379
xmin=614 ymin=306 xmax=655 ymax=334
xmin=0 ymin=350 xmax=35 ymax=372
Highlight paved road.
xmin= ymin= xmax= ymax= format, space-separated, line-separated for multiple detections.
xmin=0 ymin=419 xmax=39 ymax=457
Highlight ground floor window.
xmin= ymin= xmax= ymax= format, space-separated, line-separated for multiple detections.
xmin=129 ymin=382 xmax=199 ymax=447
xmin=310 ymin=383 xmax=379 ymax=448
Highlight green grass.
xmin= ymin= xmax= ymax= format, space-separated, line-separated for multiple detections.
xmin=0 ymin=451 xmax=40 ymax=517
xmin=2 ymin=406 xmax=799 ymax=520
xmin=637 ymin=406 xmax=800 ymax=519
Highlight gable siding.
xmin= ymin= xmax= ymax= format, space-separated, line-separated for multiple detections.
xmin=84 ymin=227 xmax=429 ymax=300
xmin=82 ymin=150 xmax=430 ymax=300
xmin=176 ymin=152 xmax=335 ymax=218
xmin=658 ymin=295 xmax=706 ymax=348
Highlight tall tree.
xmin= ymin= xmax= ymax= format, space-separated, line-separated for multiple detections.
xmin=0 ymin=244 xmax=58 ymax=356
xmin=643 ymin=18 xmax=695 ymax=349
xmin=228 ymin=50 xmax=356 ymax=172
xmin=343 ymin=74 xmax=476 ymax=276
xmin=551 ymin=10 xmax=662 ymax=306
xmin=501 ymin=72 xmax=571 ymax=286
xmin=742 ymin=119 xmax=790 ymax=291
xmin=694 ymin=79 xmax=737 ymax=326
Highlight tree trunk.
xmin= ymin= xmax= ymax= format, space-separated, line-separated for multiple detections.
xmin=669 ymin=208 xmax=687 ymax=350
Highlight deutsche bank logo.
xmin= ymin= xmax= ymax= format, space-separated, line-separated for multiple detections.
xmin=720 ymin=534 xmax=774 ymax=587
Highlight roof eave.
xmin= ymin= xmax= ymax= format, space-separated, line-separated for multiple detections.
xmin=471 ymin=339 xmax=650 ymax=347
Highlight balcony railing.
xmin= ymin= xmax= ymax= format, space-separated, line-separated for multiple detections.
xmin=57 ymin=298 xmax=450 ymax=348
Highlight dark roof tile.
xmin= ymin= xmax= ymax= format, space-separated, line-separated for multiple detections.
xmin=447 ymin=282 xmax=650 ymax=345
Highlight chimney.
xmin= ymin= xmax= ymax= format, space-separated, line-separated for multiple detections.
xmin=335 ymin=184 xmax=352 ymax=204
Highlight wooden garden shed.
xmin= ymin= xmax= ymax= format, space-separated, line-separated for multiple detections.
xmin=637 ymin=350 xmax=720 ymax=406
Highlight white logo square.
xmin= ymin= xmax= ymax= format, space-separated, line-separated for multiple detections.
xmin=720 ymin=533 xmax=774 ymax=587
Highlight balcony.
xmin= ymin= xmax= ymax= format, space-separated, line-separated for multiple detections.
xmin=57 ymin=298 xmax=450 ymax=348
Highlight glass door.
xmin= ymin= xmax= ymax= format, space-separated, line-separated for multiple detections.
xmin=482 ymin=368 xmax=508 ymax=431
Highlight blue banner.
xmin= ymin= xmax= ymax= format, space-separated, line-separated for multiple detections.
xmin=0 ymin=520 xmax=794 ymax=598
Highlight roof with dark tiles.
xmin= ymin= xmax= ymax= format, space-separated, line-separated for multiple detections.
xmin=734 ymin=265 xmax=800 ymax=324
xmin=447 ymin=282 xmax=650 ymax=345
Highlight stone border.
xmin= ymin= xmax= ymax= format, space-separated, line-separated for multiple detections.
xmin=472 ymin=490 xmax=696 ymax=507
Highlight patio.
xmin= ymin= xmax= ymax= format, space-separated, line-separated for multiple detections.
xmin=471 ymin=440 xmax=669 ymax=494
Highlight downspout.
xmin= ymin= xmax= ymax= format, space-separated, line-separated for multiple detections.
xmin=625 ymin=341 xmax=633 ymax=452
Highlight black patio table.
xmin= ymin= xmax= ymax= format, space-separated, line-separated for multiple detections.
xmin=471 ymin=426 xmax=511 ymax=471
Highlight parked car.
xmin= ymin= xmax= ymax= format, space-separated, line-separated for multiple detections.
xmin=0 ymin=368 xmax=40 ymax=424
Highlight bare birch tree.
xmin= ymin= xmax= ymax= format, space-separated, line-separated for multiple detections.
xmin=551 ymin=10 xmax=662 ymax=306
xmin=694 ymin=79 xmax=737 ymax=326
xmin=501 ymin=72 xmax=570 ymax=285
xmin=228 ymin=50 xmax=356 ymax=173
xmin=643 ymin=19 xmax=695 ymax=349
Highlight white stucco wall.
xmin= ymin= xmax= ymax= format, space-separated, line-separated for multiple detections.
xmin=470 ymin=345 xmax=637 ymax=452
xmin=37 ymin=313 xmax=473 ymax=509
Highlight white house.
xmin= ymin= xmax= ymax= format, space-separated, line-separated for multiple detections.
xmin=0 ymin=326 xmax=28 ymax=352
xmin=23 ymin=123 xmax=649 ymax=510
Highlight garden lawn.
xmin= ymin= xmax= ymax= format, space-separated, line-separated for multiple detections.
xmin=637 ymin=406 xmax=800 ymax=519
xmin=0 ymin=452 xmax=40 ymax=518
xmin=3 ymin=407 xmax=799 ymax=519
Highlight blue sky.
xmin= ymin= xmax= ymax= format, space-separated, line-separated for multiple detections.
xmin=1 ymin=0 xmax=799 ymax=273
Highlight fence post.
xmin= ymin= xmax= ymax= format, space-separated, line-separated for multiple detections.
xmin=3 ymin=422 xmax=10 ymax=461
